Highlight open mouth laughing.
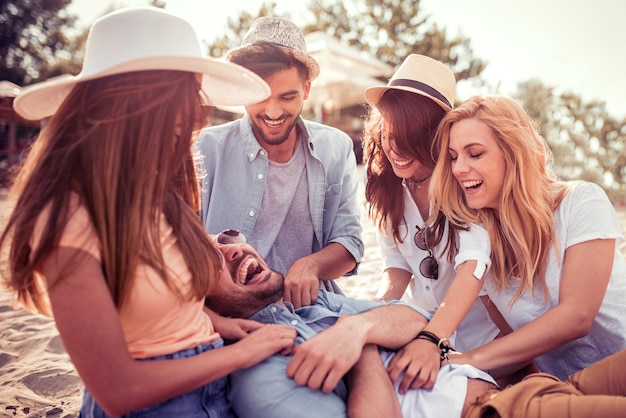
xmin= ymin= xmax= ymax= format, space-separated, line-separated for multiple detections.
xmin=237 ymin=256 xmax=268 ymax=285
xmin=393 ymin=157 xmax=414 ymax=168
xmin=462 ymin=180 xmax=483 ymax=190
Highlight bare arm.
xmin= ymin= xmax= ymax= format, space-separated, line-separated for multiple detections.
xmin=450 ymin=239 xmax=613 ymax=371
xmin=283 ymin=242 xmax=356 ymax=308
xmin=43 ymin=248 xmax=296 ymax=416
xmin=286 ymin=303 xmax=428 ymax=393
xmin=375 ymin=268 xmax=412 ymax=301
xmin=387 ymin=260 xmax=484 ymax=392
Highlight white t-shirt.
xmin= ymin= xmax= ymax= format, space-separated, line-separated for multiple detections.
xmin=483 ymin=181 xmax=626 ymax=379
xmin=377 ymin=183 xmax=499 ymax=351
xmin=380 ymin=350 xmax=497 ymax=418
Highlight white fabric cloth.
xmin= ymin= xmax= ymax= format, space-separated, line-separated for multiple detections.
xmin=483 ymin=181 xmax=626 ymax=379
xmin=380 ymin=350 xmax=497 ymax=418
xmin=377 ymin=183 xmax=499 ymax=351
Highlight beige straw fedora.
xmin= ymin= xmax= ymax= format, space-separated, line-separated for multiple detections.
xmin=226 ymin=16 xmax=320 ymax=81
xmin=14 ymin=6 xmax=271 ymax=121
xmin=364 ymin=54 xmax=456 ymax=111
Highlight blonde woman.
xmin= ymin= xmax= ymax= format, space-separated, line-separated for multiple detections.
xmin=430 ymin=95 xmax=626 ymax=380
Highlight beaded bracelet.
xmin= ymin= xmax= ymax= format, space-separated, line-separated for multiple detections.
xmin=438 ymin=338 xmax=453 ymax=365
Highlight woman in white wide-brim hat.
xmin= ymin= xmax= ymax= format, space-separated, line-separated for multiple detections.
xmin=362 ymin=54 xmax=502 ymax=392
xmin=1 ymin=6 xmax=296 ymax=417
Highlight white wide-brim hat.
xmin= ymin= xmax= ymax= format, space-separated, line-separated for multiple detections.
xmin=364 ymin=54 xmax=456 ymax=111
xmin=14 ymin=6 xmax=271 ymax=121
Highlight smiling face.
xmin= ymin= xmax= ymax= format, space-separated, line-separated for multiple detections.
xmin=205 ymin=241 xmax=284 ymax=319
xmin=381 ymin=121 xmax=432 ymax=181
xmin=372 ymin=91 xmax=446 ymax=184
xmin=448 ymin=118 xmax=507 ymax=211
xmin=245 ymin=66 xmax=310 ymax=159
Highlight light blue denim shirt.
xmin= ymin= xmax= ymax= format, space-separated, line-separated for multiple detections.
xmin=195 ymin=115 xmax=364 ymax=274
xmin=227 ymin=290 xmax=431 ymax=418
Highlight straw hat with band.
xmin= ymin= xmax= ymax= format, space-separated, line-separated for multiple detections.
xmin=364 ymin=54 xmax=456 ymax=111
xmin=13 ymin=6 xmax=271 ymax=121
xmin=226 ymin=16 xmax=320 ymax=81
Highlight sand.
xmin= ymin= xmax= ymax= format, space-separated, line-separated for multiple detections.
xmin=1 ymin=168 xmax=625 ymax=417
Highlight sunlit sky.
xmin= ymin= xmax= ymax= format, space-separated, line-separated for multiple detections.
xmin=66 ymin=0 xmax=626 ymax=117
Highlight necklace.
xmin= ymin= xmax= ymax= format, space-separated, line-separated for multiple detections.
xmin=406 ymin=173 xmax=432 ymax=192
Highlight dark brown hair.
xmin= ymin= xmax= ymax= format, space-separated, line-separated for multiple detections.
xmin=228 ymin=40 xmax=309 ymax=82
xmin=363 ymin=89 xmax=450 ymax=249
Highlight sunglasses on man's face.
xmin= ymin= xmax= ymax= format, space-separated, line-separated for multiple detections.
xmin=215 ymin=229 xmax=246 ymax=245
xmin=213 ymin=229 xmax=247 ymax=270
xmin=414 ymin=225 xmax=438 ymax=280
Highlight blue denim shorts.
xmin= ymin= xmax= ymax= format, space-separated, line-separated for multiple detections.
xmin=79 ymin=339 xmax=235 ymax=417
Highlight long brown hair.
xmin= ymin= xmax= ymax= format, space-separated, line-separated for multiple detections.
xmin=363 ymin=90 xmax=453 ymax=254
xmin=430 ymin=95 xmax=570 ymax=303
xmin=0 ymin=70 xmax=221 ymax=314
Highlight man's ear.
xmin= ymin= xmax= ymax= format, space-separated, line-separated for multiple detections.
xmin=302 ymin=79 xmax=312 ymax=100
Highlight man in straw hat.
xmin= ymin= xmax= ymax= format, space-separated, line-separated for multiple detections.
xmin=206 ymin=232 xmax=626 ymax=418
xmin=5 ymin=6 xmax=299 ymax=417
xmin=196 ymin=17 xmax=363 ymax=309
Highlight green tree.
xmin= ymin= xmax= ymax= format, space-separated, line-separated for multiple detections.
xmin=0 ymin=0 xmax=170 ymax=87
xmin=517 ymin=79 xmax=626 ymax=200
xmin=207 ymin=0 xmax=485 ymax=88
xmin=207 ymin=2 xmax=281 ymax=58
xmin=0 ymin=0 xmax=78 ymax=86
xmin=303 ymin=0 xmax=485 ymax=84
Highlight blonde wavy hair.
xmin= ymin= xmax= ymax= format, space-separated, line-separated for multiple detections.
xmin=429 ymin=95 xmax=570 ymax=303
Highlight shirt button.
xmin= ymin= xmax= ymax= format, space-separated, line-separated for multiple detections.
xmin=260 ymin=150 xmax=267 ymax=156
xmin=425 ymin=285 xmax=430 ymax=291
xmin=291 ymin=320 xmax=298 ymax=326
xmin=248 ymin=211 xmax=255 ymax=217
xmin=257 ymin=173 xmax=263 ymax=180
xmin=249 ymin=153 xmax=255 ymax=158
xmin=270 ymin=306 xmax=277 ymax=313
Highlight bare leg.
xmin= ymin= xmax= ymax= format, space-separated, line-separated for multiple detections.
xmin=345 ymin=345 xmax=401 ymax=418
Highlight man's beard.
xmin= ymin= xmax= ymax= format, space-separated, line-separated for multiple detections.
xmin=249 ymin=113 xmax=299 ymax=147
xmin=205 ymin=277 xmax=284 ymax=319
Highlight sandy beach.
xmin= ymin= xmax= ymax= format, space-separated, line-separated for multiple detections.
xmin=1 ymin=166 xmax=625 ymax=417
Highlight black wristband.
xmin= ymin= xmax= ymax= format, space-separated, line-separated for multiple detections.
xmin=415 ymin=330 xmax=440 ymax=345
xmin=415 ymin=331 xmax=454 ymax=364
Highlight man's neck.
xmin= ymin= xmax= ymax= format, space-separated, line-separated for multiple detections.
xmin=264 ymin=126 xmax=300 ymax=163
xmin=247 ymin=298 xmax=288 ymax=319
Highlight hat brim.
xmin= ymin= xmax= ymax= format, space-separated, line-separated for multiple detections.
xmin=14 ymin=56 xmax=270 ymax=121
xmin=226 ymin=43 xmax=320 ymax=81
xmin=364 ymin=85 xmax=452 ymax=111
